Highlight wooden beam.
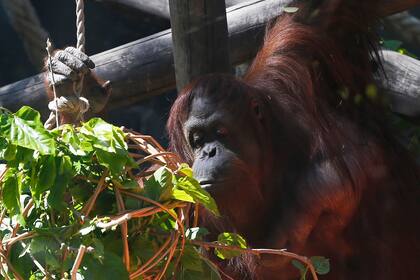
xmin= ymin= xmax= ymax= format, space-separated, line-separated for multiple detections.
xmin=0 ymin=0 xmax=419 ymax=118
xmin=99 ymin=0 xmax=420 ymax=19
xmin=98 ymin=0 xmax=245 ymax=19
xmin=98 ymin=0 xmax=170 ymax=18
xmin=169 ymin=0 xmax=231 ymax=91
xmin=376 ymin=50 xmax=420 ymax=117
xmin=0 ymin=0 xmax=286 ymax=117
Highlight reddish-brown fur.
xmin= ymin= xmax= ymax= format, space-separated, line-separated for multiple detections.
xmin=167 ymin=1 xmax=419 ymax=279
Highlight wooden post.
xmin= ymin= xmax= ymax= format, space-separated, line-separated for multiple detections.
xmin=168 ymin=0 xmax=231 ymax=91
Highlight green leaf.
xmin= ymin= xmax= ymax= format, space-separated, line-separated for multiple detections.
xmin=121 ymin=179 xmax=139 ymax=189
xmin=0 ymin=107 xmax=55 ymax=155
xmin=59 ymin=125 xmax=91 ymax=156
xmin=14 ymin=106 xmax=42 ymax=123
xmin=382 ymin=40 xmax=402 ymax=51
xmin=81 ymin=118 xmax=127 ymax=153
xmin=154 ymin=166 xmax=173 ymax=189
xmin=180 ymin=245 xmax=204 ymax=273
xmin=32 ymin=156 xmax=56 ymax=197
xmin=1 ymin=169 xmax=21 ymax=215
xmin=172 ymin=189 xmax=195 ymax=203
xmin=131 ymin=236 xmax=156 ymax=263
xmin=176 ymin=176 xmax=219 ymax=216
xmin=177 ymin=163 xmax=193 ymax=177
xmin=9 ymin=243 xmax=33 ymax=280
xmin=144 ymin=175 xmax=163 ymax=201
xmin=310 ymin=256 xmax=330 ymax=275
xmin=14 ymin=146 xmax=35 ymax=164
xmin=214 ymin=232 xmax=247 ymax=260
xmin=92 ymin=238 xmax=105 ymax=262
xmin=80 ymin=251 xmax=129 ymax=280
xmin=79 ymin=118 xmax=131 ymax=176
xmin=95 ymin=148 xmax=127 ymax=176
xmin=48 ymin=156 xmax=73 ymax=210
xmin=29 ymin=236 xmax=61 ymax=270
xmin=2 ymin=143 xmax=16 ymax=161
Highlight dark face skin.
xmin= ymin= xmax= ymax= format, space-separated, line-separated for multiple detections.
xmin=184 ymin=95 xmax=267 ymax=233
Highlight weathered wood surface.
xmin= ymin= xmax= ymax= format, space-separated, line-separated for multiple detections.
xmin=0 ymin=0 xmax=419 ymax=118
xmin=101 ymin=0 xmax=420 ymax=18
xmin=100 ymin=0 xmax=170 ymax=18
xmin=99 ymin=0 xmax=244 ymax=19
xmin=377 ymin=50 xmax=420 ymax=117
xmin=169 ymin=0 xmax=231 ymax=91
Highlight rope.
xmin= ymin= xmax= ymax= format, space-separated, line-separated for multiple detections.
xmin=44 ymin=97 xmax=90 ymax=129
xmin=74 ymin=0 xmax=86 ymax=97
xmin=44 ymin=0 xmax=90 ymax=129
xmin=48 ymin=96 xmax=89 ymax=115
xmin=1 ymin=0 xmax=49 ymax=70
xmin=45 ymin=39 xmax=59 ymax=128
xmin=75 ymin=0 xmax=86 ymax=53
xmin=385 ymin=11 xmax=420 ymax=48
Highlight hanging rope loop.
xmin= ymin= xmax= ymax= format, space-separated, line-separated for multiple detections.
xmin=48 ymin=96 xmax=90 ymax=115
xmin=44 ymin=96 xmax=90 ymax=129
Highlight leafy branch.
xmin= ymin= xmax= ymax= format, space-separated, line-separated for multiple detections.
xmin=0 ymin=106 xmax=328 ymax=279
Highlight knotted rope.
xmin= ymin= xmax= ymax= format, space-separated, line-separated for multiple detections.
xmin=44 ymin=0 xmax=89 ymax=129
xmin=44 ymin=96 xmax=90 ymax=129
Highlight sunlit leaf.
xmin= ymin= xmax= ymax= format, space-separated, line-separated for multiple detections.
xmin=0 ymin=106 xmax=55 ymax=155
xmin=214 ymin=232 xmax=247 ymax=260
xmin=176 ymin=176 xmax=219 ymax=216
xmin=177 ymin=163 xmax=193 ymax=177
xmin=172 ymin=188 xmax=195 ymax=203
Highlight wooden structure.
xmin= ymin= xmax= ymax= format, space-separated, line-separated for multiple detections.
xmin=99 ymin=0 xmax=420 ymax=20
xmin=100 ymin=0 xmax=244 ymax=19
xmin=0 ymin=0 xmax=419 ymax=118
xmin=169 ymin=0 xmax=231 ymax=91
xmin=378 ymin=50 xmax=420 ymax=117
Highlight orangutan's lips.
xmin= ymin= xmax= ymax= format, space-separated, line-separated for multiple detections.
xmin=199 ymin=180 xmax=214 ymax=189
xmin=199 ymin=180 xmax=225 ymax=190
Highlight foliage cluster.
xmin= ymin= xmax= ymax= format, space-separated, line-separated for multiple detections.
xmin=0 ymin=106 xmax=328 ymax=279
xmin=0 ymin=106 xmax=237 ymax=279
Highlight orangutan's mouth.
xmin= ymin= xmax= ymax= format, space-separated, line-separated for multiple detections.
xmin=199 ymin=180 xmax=215 ymax=188
xmin=199 ymin=180 xmax=227 ymax=192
